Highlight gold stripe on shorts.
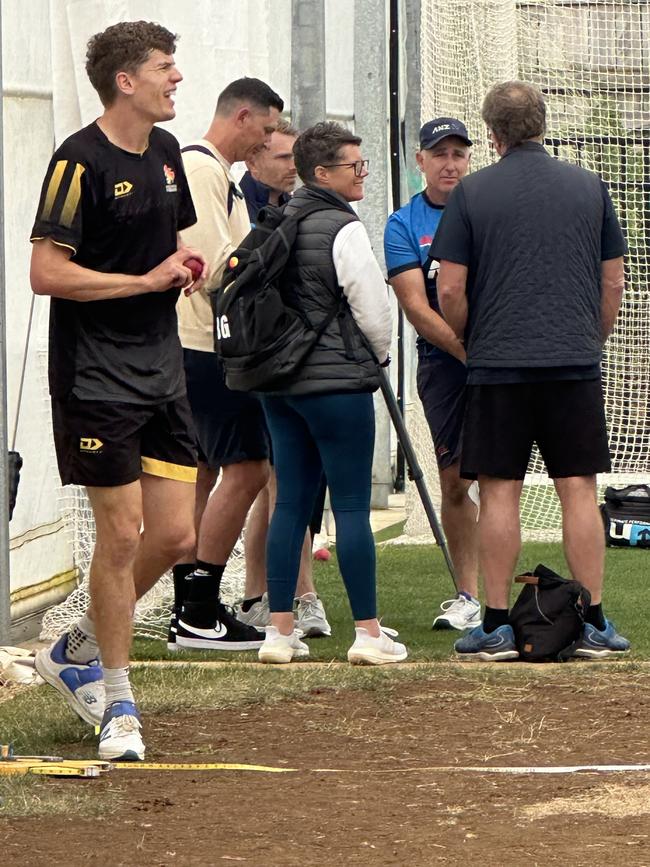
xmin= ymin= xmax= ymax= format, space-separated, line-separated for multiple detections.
xmin=141 ymin=456 xmax=197 ymax=483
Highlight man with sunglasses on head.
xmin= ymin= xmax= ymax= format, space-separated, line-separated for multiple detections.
xmin=384 ymin=118 xmax=480 ymax=633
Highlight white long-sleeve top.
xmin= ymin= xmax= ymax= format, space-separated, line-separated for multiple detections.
xmin=331 ymin=221 xmax=393 ymax=362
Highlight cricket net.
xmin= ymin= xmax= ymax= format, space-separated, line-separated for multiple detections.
xmin=405 ymin=0 xmax=650 ymax=542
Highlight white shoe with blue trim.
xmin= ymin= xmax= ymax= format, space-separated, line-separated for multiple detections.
xmin=34 ymin=634 xmax=104 ymax=726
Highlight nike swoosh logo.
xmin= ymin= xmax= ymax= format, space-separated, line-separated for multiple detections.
xmin=178 ymin=619 xmax=227 ymax=639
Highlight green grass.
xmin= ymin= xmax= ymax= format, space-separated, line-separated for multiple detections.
xmin=130 ymin=540 xmax=650 ymax=662
xmin=2 ymin=539 xmax=648 ymax=817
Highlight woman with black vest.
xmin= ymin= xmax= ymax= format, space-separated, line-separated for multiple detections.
xmin=258 ymin=122 xmax=408 ymax=665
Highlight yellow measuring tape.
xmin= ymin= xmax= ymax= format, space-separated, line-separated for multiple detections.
xmin=0 ymin=759 xmax=295 ymax=777
xmin=0 ymin=760 xmax=110 ymax=778
xmin=112 ymin=762 xmax=297 ymax=773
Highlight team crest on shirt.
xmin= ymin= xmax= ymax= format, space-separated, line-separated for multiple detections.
xmin=163 ymin=164 xmax=177 ymax=192
xmin=419 ymin=235 xmax=433 ymax=247
xmin=114 ymin=180 xmax=133 ymax=198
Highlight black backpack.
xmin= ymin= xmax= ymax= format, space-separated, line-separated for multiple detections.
xmin=600 ymin=484 xmax=650 ymax=548
xmin=211 ymin=201 xmax=343 ymax=392
xmin=509 ymin=564 xmax=591 ymax=662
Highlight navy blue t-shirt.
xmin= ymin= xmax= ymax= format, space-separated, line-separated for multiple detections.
xmin=430 ymin=142 xmax=626 ymax=384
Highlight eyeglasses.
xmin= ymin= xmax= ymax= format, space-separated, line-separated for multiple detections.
xmin=320 ymin=159 xmax=369 ymax=176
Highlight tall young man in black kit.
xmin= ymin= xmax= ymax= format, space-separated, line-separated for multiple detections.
xmin=31 ymin=21 xmax=205 ymax=760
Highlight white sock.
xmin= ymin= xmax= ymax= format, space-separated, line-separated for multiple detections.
xmin=104 ymin=667 xmax=135 ymax=706
xmin=65 ymin=612 xmax=100 ymax=664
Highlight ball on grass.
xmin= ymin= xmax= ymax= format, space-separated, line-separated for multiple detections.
xmin=313 ymin=548 xmax=331 ymax=561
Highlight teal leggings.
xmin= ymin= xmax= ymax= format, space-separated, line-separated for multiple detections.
xmin=262 ymin=392 xmax=377 ymax=620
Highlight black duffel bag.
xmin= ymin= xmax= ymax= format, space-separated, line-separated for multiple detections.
xmin=600 ymin=484 xmax=650 ymax=548
xmin=509 ymin=564 xmax=590 ymax=662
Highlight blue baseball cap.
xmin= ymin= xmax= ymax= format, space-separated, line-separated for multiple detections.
xmin=419 ymin=117 xmax=472 ymax=149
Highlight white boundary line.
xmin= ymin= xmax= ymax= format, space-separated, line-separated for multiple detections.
xmin=312 ymin=764 xmax=650 ymax=776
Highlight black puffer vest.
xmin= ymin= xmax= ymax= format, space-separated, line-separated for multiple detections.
xmin=273 ymin=185 xmax=381 ymax=396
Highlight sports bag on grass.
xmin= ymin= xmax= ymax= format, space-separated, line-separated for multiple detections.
xmin=212 ymin=201 xmax=342 ymax=393
xmin=509 ymin=564 xmax=590 ymax=662
xmin=600 ymin=484 xmax=650 ymax=548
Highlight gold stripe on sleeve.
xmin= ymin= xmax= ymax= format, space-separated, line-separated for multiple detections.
xmin=60 ymin=163 xmax=85 ymax=228
xmin=40 ymin=160 xmax=68 ymax=221
xmin=141 ymin=456 xmax=197 ymax=483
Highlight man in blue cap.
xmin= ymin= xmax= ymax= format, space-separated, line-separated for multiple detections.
xmin=384 ymin=117 xmax=480 ymax=631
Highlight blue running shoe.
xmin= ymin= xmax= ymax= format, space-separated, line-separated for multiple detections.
xmin=98 ymin=701 xmax=145 ymax=761
xmin=573 ymin=620 xmax=630 ymax=659
xmin=35 ymin=634 xmax=104 ymax=726
xmin=455 ymin=624 xmax=519 ymax=661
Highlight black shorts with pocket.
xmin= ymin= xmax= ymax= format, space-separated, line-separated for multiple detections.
xmin=51 ymin=394 xmax=197 ymax=487
xmin=417 ymin=354 xmax=468 ymax=471
xmin=460 ymin=378 xmax=611 ymax=480
xmin=183 ymin=348 xmax=270 ymax=470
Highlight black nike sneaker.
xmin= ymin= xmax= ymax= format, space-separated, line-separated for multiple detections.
xmin=176 ymin=601 xmax=265 ymax=650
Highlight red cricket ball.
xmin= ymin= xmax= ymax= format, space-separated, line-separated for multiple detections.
xmin=184 ymin=257 xmax=204 ymax=282
xmin=313 ymin=548 xmax=331 ymax=561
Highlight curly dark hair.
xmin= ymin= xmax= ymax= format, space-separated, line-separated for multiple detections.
xmin=481 ymin=81 xmax=546 ymax=151
xmin=293 ymin=122 xmax=362 ymax=184
xmin=86 ymin=21 xmax=178 ymax=106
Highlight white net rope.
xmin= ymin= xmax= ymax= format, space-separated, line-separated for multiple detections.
xmin=40 ymin=482 xmax=246 ymax=642
xmin=406 ymin=0 xmax=650 ymax=541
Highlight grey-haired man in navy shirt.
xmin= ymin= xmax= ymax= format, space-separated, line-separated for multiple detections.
xmin=433 ymin=80 xmax=630 ymax=661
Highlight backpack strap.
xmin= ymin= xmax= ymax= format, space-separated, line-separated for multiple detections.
xmin=181 ymin=144 xmax=244 ymax=217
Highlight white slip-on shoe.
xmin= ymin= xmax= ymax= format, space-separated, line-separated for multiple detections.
xmin=347 ymin=627 xmax=408 ymax=665
xmin=258 ymin=626 xmax=310 ymax=664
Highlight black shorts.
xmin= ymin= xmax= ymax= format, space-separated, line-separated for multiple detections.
xmin=416 ymin=355 xmax=468 ymax=471
xmin=51 ymin=394 xmax=197 ymax=487
xmin=460 ymin=378 xmax=611 ymax=480
xmin=183 ymin=349 xmax=270 ymax=470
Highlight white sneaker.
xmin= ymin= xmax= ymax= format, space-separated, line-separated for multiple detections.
xmin=235 ymin=593 xmax=271 ymax=629
xmin=34 ymin=634 xmax=104 ymax=726
xmin=432 ymin=593 xmax=482 ymax=631
xmin=258 ymin=626 xmax=310 ymax=664
xmin=347 ymin=627 xmax=408 ymax=665
xmin=294 ymin=593 xmax=332 ymax=637
xmin=98 ymin=701 xmax=145 ymax=761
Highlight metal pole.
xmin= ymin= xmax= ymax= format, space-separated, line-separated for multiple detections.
xmin=0 ymin=4 xmax=13 ymax=644
xmin=403 ymin=0 xmax=422 ymax=198
xmin=377 ymin=367 xmax=459 ymax=592
xmin=290 ymin=0 xmax=326 ymax=130
xmin=354 ymin=0 xmax=392 ymax=509
xmin=389 ymin=0 xmax=405 ymax=493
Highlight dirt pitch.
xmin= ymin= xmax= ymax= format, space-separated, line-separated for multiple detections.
xmin=2 ymin=667 xmax=650 ymax=866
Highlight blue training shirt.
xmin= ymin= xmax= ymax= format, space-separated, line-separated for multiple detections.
xmin=384 ymin=191 xmax=446 ymax=359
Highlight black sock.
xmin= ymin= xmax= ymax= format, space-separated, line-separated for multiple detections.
xmin=586 ymin=603 xmax=606 ymax=631
xmin=483 ymin=607 xmax=509 ymax=634
xmin=241 ymin=595 xmax=263 ymax=613
xmin=172 ymin=563 xmax=195 ymax=611
xmin=187 ymin=561 xmax=226 ymax=601
xmin=181 ymin=562 xmax=226 ymax=627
